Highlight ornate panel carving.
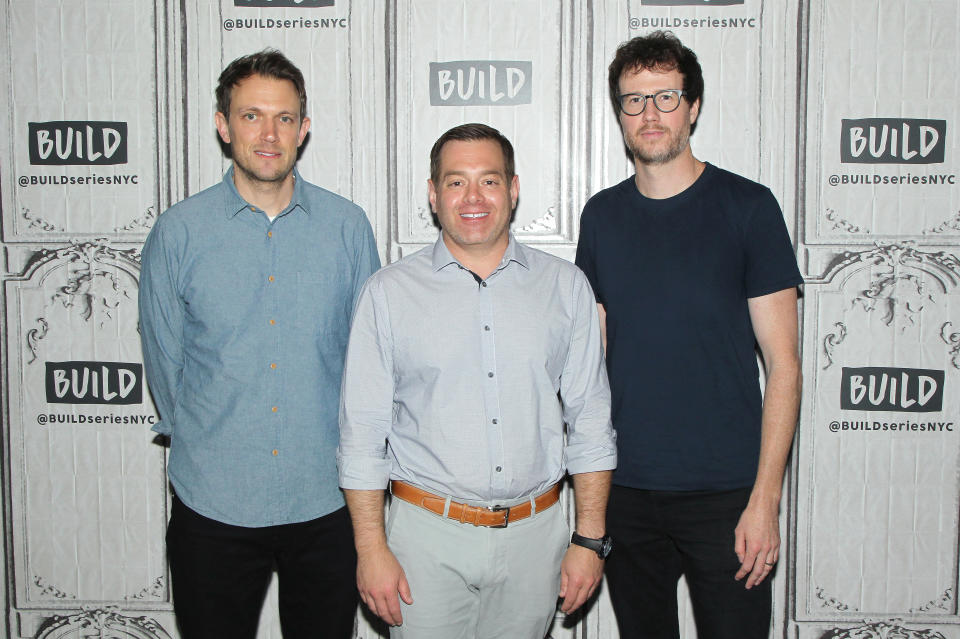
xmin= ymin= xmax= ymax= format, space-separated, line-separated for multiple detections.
xmin=35 ymin=607 xmax=172 ymax=639
xmin=795 ymin=243 xmax=960 ymax=622
xmin=4 ymin=240 xmax=168 ymax=608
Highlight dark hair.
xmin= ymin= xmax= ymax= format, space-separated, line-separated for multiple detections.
xmin=608 ymin=31 xmax=703 ymax=118
xmin=216 ymin=49 xmax=307 ymax=122
xmin=429 ymin=123 xmax=515 ymax=184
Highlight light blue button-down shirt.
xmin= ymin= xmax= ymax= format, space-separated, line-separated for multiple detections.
xmin=139 ymin=167 xmax=380 ymax=527
xmin=338 ymin=235 xmax=616 ymax=504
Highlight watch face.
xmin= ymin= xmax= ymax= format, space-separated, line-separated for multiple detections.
xmin=600 ymin=536 xmax=613 ymax=558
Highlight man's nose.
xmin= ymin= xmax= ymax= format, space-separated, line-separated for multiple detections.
xmin=465 ymin=182 xmax=483 ymax=203
xmin=642 ymin=101 xmax=662 ymax=122
xmin=261 ymin=119 xmax=279 ymax=142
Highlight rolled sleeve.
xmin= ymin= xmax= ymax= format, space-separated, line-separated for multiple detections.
xmin=560 ymin=271 xmax=617 ymax=475
xmin=338 ymin=276 xmax=396 ymax=489
xmin=138 ymin=219 xmax=184 ymax=436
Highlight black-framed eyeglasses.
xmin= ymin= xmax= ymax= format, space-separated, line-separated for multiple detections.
xmin=618 ymin=89 xmax=687 ymax=116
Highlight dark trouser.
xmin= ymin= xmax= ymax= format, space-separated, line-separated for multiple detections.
xmin=604 ymin=485 xmax=772 ymax=639
xmin=166 ymin=496 xmax=358 ymax=639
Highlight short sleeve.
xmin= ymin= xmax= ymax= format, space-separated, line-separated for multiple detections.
xmin=743 ymin=189 xmax=803 ymax=298
xmin=575 ymin=205 xmax=603 ymax=304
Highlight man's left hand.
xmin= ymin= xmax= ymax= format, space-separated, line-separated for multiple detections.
xmin=734 ymin=501 xmax=780 ymax=589
xmin=559 ymin=544 xmax=604 ymax=613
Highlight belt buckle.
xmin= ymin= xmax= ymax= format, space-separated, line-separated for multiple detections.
xmin=487 ymin=504 xmax=510 ymax=528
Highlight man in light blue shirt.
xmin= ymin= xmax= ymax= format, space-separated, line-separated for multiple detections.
xmin=139 ymin=50 xmax=379 ymax=639
xmin=339 ymin=123 xmax=616 ymax=638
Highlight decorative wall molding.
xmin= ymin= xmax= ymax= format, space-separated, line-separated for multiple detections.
xmin=818 ymin=620 xmax=946 ymax=639
xmin=909 ymin=588 xmax=953 ymax=615
xmin=815 ymin=587 xmax=858 ymax=613
xmin=825 ymin=208 xmax=870 ymax=234
xmin=941 ymin=323 xmax=960 ymax=370
xmin=35 ymin=607 xmax=172 ymax=639
xmin=125 ymin=577 xmax=166 ymax=602
xmin=518 ymin=208 xmax=558 ymax=234
xmin=33 ymin=576 xmax=74 ymax=601
xmin=821 ymin=322 xmax=847 ymax=370
xmin=922 ymin=211 xmax=960 ymax=235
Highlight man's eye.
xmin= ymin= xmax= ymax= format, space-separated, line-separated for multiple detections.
xmin=280 ymin=116 xmax=293 ymax=123
xmin=243 ymin=113 xmax=256 ymax=121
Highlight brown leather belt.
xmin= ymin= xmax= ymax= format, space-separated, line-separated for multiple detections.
xmin=390 ymin=480 xmax=560 ymax=528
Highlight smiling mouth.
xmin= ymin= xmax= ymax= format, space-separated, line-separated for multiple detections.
xmin=461 ymin=212 xmax=489 ymax=219
xmin=255 ymin=151 xmax=280 ymax=158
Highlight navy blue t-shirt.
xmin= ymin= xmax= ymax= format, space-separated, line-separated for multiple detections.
xmin=575 ymin=163 xmax=802 ymax=491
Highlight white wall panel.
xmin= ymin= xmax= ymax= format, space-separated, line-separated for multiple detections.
xmin=4 ymin=242 xmax=170 ymax=637
xmin=390 ymin=0 xmax=588 ymax=262
xmin=794 ymin=1 xmax=960 ymax=637
xmin=801 ymin=0 xmax=960 ymax=246
xmin=2 ymin=0 xmax=164 ymax=243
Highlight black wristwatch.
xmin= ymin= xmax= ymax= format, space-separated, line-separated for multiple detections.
xmin=571 ymin=532 xmax=613 ymax=559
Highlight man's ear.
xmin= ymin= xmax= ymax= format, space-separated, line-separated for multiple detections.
xmin=215 ymin=111 xmax=231 ymax=144
xmin=428 ymin=179 xmax=437 ymax=212
xmin=689 ymin=98 xmax=700 ymax=126
xmin=297 ymin=116 xmax=311 ymax=147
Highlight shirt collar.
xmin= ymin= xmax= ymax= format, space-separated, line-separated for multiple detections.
xmin=430 ymin=232 xmax=530 ymax=273
xmin=222 ymin=165 xmax=308 ymax=219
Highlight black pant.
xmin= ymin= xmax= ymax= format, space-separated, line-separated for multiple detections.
xmin=604 ymin=485 xmax=772 ymax=639
xmin=166 ymin=496 xmax=358 ymax=639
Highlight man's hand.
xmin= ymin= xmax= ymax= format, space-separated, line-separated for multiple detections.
xmin=356 ymin=543 xmax=413 ymax=626
xmin=559 ymin=544 xmax=604 ymax=613
xmin=733 ymin=500 xmax=780 ymax=589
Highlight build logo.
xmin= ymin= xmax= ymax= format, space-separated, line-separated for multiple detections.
xmin=28 ymin=121 xmax=128 ymax=165
xmin=430 ymin=61 xmax=532 ymax=106
xmin=46 ymin=362 xmax=143 ymax=405
xmin=840 ymin=118 xmax=946 ymax=164
xmin=840 ymin=367 xmax=944 ymax=413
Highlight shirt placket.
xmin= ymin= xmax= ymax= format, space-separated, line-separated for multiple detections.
xmin=476 ymin=272 xmax=506 ymax=493
xmin=262 ymin=210 xmax=284 ymax=522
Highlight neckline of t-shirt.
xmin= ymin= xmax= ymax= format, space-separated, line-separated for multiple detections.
xmin=624 ymin=161 xmax=716 ymax=212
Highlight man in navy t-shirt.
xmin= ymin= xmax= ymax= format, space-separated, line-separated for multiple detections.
xmin=575 ymin=31 xmax=802 ymax=639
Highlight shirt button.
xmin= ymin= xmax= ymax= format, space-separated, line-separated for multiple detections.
xmin=267 ymin=231 xmax=273 ymax=238
xmin=492 ymin=419 xmax=498 ymax=424
xmin=495 ymin=466 xmax=502 ymax=472
xmin=272 ymin=449 xmax=279 ymax=456
xmin=268 ymin=275 xmax=275 ymax=282
xmin=269 ymin=319 xmax=276 ymax=325
xmin=249 ymin=206 xmax=256 ymax=212
xmin=487 ymin=372 xmax=494 ymax=378
xmin=271 ymin=406 xmax=278 ymax=413
xmin=481 ymin=281 xmax=487 ymax=287
xmin=270 ymin=363 xmax=277 ymax=370
xmin=484 ymin=325 xmax=490 ymax=331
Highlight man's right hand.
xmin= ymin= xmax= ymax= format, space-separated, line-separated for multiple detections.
xmin=357 ymin=544 xmax=413 ymax=626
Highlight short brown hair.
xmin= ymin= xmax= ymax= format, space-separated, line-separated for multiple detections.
xmin=429 ymin=123 xmax=515 ymax=184
xmin=216 ymin=49 xmax=307 ymax=122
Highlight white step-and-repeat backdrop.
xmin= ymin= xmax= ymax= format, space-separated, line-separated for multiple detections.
xmin=0 ymin=1 xmax=957 ymax=638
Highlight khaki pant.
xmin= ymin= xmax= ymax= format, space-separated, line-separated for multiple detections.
xmin=387 ymin=493 xmax=570 ymax=639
